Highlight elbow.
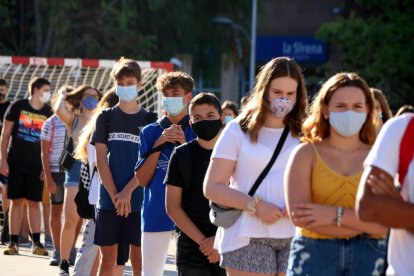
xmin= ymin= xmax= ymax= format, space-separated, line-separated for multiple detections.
xmin=203 ymin=182 xmax=213 ymax=201
xmin=134 ymin=171 xmax=148 ymax=187
xmin=356 ymin=196 xmax=379 ymax=222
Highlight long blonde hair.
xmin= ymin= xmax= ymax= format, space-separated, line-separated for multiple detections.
xmin=302 ymin=72 xmax=377 ymax=145
xmin=237 ymin=57 xmax=307 ymax=143
xmin=74 ymin=89 xmax=119 ymax=162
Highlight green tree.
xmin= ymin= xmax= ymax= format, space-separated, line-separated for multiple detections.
xmin=316 ymin=0 xmax=414 ymax=108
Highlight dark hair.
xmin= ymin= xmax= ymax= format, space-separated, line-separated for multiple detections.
xmin=190 ymin=92 xmax=222 ymax=116
xmin=110 ymin=57 xmax=142 ymax=82
xmin=221 ymin=101 xmax=239 ymax=116
xmin=238 ymin=57 xmax=307 ymax=142
xmin=0 ymin=79 xmax=8 ymax=87
xmin=156 ymin=71 xmax=194 ymax=93
xmin=28 ymin=77 xmax=50 ymax=95
xmin=396 ymin=105 xmax=414 ymax=116
xmin=65 ymin=85 xmax=102 ymax=111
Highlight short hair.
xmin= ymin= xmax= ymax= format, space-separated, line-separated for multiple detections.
xmin=0 ymin=79 xmax=8 ymax=87
xmin=110 ymin=57 xmax=142 ymax=82
xmin=28 ymin=77 xmax=50 ymax=95
xmin=155 ymin=71 xmax=194 ymax=94
xmin=221 ymin=101 xmax=239 ymax=116
xmin=396 ymin=105 xmax=414 ymax=116
xmin=190 ymin=92 xmax=222 ymax=116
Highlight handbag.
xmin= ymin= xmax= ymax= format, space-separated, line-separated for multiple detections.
xmin=58 ymin=116 xmax=78 ymax=171
xmin=209 ymin=126 xmax=290 ymax=228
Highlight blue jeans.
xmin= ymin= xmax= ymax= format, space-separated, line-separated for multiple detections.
xmin=287 ymin=235 xmax=386 ymax=276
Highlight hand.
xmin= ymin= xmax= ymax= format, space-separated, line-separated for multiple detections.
xmin=153 ymin=126 xmax=180 ymax=147
xmin=199 ymin=236 xmax=215 ymax=257
xmin=255 ymin=201 xmax=284 ymax=224
xmin=0 ymin=159 xmax=9 ymax=176
xmin=207 ymin=250 xmax=220 ymax=263
xmin=114 ymin=189 xmax=132 ymax=218
xmin=170 ymin=124 xmax=186 ymax=144
xmin=45 ymin=175 xmax=57 ymax=194
xmin=292 ymin=203 xmax=336 ymax=228
xmin=367 ymin=173 xmax=402 ymax=199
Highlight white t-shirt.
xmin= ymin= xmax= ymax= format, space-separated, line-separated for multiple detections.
xmin=211 ymin=120 xmax=299 ymax=253
xmin=40 ymin=115 xmax=66 ymax=173
xmin=364 ymin=114 xmax=414 ymax=276
xmin=87 ymin=143 xmax=99 ymax=205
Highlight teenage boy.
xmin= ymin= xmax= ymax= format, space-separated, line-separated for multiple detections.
xmin=165 ymin=93 xmax=226 ymax=276
xmin=357 ymin=114 xmax=414 ymax=275
xmin=135 ymin=71 xmax=196 ymax=276
xmin=1 ymin=77 xmax=53 ymax=255
xmin=0 ymin=78 xmax=11 ymax=244
xmin=92 ymin=58 xmax=157 ymax=276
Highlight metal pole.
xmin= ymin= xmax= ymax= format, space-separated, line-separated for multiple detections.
xmin=249 ymin=0 xmax=257 ymax=92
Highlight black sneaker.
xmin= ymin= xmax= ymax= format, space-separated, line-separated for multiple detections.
xmin=58 ymin=259 xmax=70 ymax=276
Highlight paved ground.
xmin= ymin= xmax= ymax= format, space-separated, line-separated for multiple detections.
xmin=0 ymin=236 xmax=178 ymax=276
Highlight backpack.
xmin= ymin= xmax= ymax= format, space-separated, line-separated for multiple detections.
xmin=398 ymin=116 xmax=414 ymax=186
xmin=74 ymin=161 xmax=97 ymax=219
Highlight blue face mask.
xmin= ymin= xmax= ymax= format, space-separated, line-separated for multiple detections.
xmin=378 ymin=111 xmax=383 ymax=119
xmin=224 ymin=116 xmax=234 ymax=124
xmin=116 ymin=85 xmax=137 ymax=103
xmin=329 ymin=110 xmax=367 ymax=137
xmin=162 ymin=97 xmax=185 ymax=116
xmin=81 ymin=96 xmax=98 ymax=110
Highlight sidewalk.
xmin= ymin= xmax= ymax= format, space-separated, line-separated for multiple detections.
xmin=0 ymin=237 xmax=177 ymax=275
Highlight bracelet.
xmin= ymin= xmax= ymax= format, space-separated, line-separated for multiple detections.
xmin=246 ymin=195 xmax=262 ymax=215
xmin=335 ymin=207 xmax=344 ymax=226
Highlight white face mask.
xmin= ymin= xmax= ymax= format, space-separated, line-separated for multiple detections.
xmin=329 ymin=110 xmax=367 ymax=137
xmin=40 ymin=91 xmax=51 ymax=103
xmin=162 ymin=96 xmax=185 ymax=116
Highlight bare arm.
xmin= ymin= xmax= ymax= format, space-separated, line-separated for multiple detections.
xmin=95 ymin=143 xmax=117 ymax=204
xmin=40 ymin=139 xmax=56 ymax=193
xmin=166 ymin=185 xmax=206 ymax=245
xmin=357 ymin=166 xmax=414 ymax=231
xmin=0 ymin=120 xmax=13 ymax=176
xmin=54 ymin=90 xmax=74 ymax=128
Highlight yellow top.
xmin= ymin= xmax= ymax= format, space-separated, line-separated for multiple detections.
xmin=298 ymin=143 xmax=363 ymax=239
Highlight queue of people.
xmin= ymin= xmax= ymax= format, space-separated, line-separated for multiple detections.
xmin=0 ymin=56 xmax=412 ymax=276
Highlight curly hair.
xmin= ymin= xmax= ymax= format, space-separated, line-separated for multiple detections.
xmin=155 ymin=71 xmax=194 ymax=93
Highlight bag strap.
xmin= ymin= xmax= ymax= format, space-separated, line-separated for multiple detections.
xmin=248 ymin=126 xmax=290 ymax=196
xmin=49 ymin=116 xmax=55 ymax=153
xmin=398 ymin=116 xmax=414 ymax=186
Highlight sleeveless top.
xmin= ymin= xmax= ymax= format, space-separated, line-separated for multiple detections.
xmin=299 ymin=143 xmax=363 ymax=239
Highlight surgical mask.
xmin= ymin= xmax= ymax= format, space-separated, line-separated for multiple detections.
xmin=329 ymin=110 xmax=367 ymax=137
xmin=40 ymin=91 xmax=51 ymax=103
xmin=269 ymin=97 xmax=295 ymax=118
xmin=378 ymin=111 xmax=383 ymax=119
xmin=162 ymin=97 xmax=185 ymax=116
xmin=191 ymin=119 xmax=223 ymax=141
xmin=224 ymin=116 xmax=234 ymax=124
xmin=116 ymin=85 xmax=137 ymax=103
xmin=81 ymin=96 xmax=98 ymax=110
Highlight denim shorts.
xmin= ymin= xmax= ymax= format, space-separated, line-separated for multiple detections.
xmin=64 ymin=160 xmax=82 ymax=187
xmin=287 ymin=235 xmax=386 ymax=276
xmin=50 ymin=172 xmax=65 ymax=204
xmin=221 ymin=238 xmax=292 ymax=274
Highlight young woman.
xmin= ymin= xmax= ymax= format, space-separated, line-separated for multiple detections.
xmin=203 ymin=57 xmax=307 ymax=276
xmin=285 ymin=72 xmax=387 ymax=275
xmin=54 ymin=84 xmax=102 ymax=275
xmin=371 ymin=88 xmax=392 ymax=128
xmin=73 ymin=90 xmax=119 ymax=276
xmin=221 ymin=100 xmax=239 ymax=124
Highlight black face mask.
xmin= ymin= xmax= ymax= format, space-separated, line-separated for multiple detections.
xmin=191 ymin=119 xmax=223 ymax=141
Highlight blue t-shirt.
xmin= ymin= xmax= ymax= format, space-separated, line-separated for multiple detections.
xmin=92 ymin=106 xmax=157 ymax=212
xmin=135 ymin=115 xmax=196 ymax=232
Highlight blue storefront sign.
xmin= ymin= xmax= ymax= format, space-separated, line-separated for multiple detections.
xmin=256 ymin=36 xmax=327 ymax=63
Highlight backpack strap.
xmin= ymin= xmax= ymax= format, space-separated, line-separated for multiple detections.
xmin=174 ymin=144 xmax=192 ymax=194
xmin=398 ymin=116 xmax=414 ymax=185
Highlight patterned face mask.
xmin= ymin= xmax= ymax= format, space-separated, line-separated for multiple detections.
xmin=269 ymin=97 xmax=295 ymax=118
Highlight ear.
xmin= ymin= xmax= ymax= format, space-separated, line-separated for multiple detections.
xmin=136 ymin=80 xmax=142 ymax=89
xmin=184 ymin=92 xmax=193 ymax=104
xmin=321 ymin=105 xmax=330 ymax=119
xmin=221 ymin=114 xmax=225 ymax=124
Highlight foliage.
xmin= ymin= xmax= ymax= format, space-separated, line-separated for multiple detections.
xmin=316 ymin=0 xmax=414 ymax=108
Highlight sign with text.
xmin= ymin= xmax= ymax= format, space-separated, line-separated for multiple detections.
xmin=256 ymin=36 xmax=327 ymax=63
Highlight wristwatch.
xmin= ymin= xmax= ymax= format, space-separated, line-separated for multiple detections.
xmin=247 ymin=195 xmax=262 ymax=215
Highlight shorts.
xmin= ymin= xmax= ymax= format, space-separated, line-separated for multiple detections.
xmin=7 ymin=165 xmax=43 ymax=202
xmin=94 ymin=209 xmax=141 ymax=247
xmin=221 ymin=238 xmax=292 ymax=274
xmin=0 ymin=174 xmax=8 ymax=185
xmin=50 ymin=172 xmax=65 ymax=205
xmin=64 ymin=160 xmax=82 ymax=187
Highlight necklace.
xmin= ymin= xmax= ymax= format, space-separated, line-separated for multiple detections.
xmin=327 ymin=141 xmax=364 ymax=154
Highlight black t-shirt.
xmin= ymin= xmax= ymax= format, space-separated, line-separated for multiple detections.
xmin=0 ymin=100 xmax=11 ymax=131
xmin=165 ymin=140 xmax=220 ymax=268
xmin=5 ymin=99 xmax=52 ymax=173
